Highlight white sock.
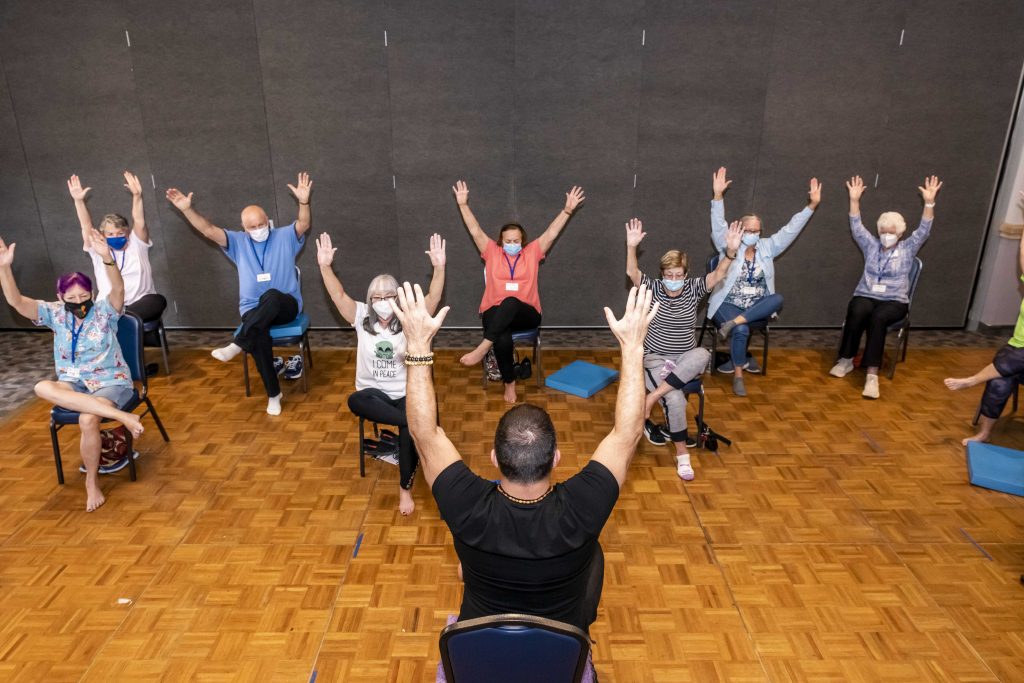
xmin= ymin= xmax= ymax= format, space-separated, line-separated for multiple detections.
xmin=212 ymin=343 xmax=243 ymax=362
xmin=266 ymin=393 xmax=282 ymax=416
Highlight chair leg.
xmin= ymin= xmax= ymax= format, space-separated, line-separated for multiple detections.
xmin=762 ymin=327 xmax=769 ymax=376
xmin=973 ymin=401 xmax=982 ymax=427
xmin=159 ymin=323 xmax=171 ymax=375
xmin=145 ymin=396 xmax=171 ymax=442
xmin=304 ymin=331 xmax=314 ymax=369
xmin=127 ymin=431 xmax=137 ymax=482
xmin=534 ymin=336 xmax=542 ymax=387
xmin=901 ymin=327 xmax=910 ymax=362
xmin=481 ymin=358 xmax=488 ymax=389
xmin=242 ymin=352 xmax=251 ymax=397
xmin=696 ymin=389 xmax=705 ymax=434
xmin=299 ymin=340 xmax=309 ymax=393
xmin=1014 ymin=383 xmax=1020 ymax=415
xmin=887 ymin=331 xmax=901 ymax=380
xmin=50 ymin=421 xmax=64 ymax=485
xmin=358 ymin=418 xmax=366 ymax=478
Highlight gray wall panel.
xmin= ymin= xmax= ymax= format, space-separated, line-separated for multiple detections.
xmin=125 ymin=0 xmax=276 ymax=326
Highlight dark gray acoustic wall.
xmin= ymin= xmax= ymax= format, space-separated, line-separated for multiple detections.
xmin=0 ymin=0 xmax=1021 ymax=328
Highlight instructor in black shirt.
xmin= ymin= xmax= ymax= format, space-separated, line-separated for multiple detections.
xmin=392 ymin=282 xmax=658 ymax=633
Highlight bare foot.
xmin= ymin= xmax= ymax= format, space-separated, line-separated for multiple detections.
xmin=85 ymin=481 xmax=106 ymax=512
xmin=503 ymin=383 xmax=517 ymax=404
xmin=120 ymin=413 xmax=144 ymax=438
xmin=460 ymin=345 xmax=490 ymax=366
xmin=962 ymin=432 xmax=990 ymax=447
xmin=944 ymin=377 xmax=976 ymax=391
xmin=398 ymin=487 xmax=415 ymax=516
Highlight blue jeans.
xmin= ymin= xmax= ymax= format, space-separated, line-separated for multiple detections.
xmin=713 ymin=294 xmax=784 ymax=366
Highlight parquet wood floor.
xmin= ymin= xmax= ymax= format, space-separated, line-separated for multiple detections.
xmin=0 ymin=345 xmax=1022 ymax=682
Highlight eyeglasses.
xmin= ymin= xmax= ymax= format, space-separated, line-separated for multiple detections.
xmin=370 ymin=294 xmax=397 ymax=303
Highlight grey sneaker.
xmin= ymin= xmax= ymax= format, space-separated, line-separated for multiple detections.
xmin=717 ymin=320 xmax=737 ymax=340
xmin=745 ymin=356 xmax=762 ymax=374
xmin=717 ymin=359 xmax=750 ymax=374
xmin=732 ymin=376 xmax=747 ymax=397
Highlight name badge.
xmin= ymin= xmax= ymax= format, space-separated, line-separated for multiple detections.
xmin=505 ymin=282 xmax=519 ymax=292
xmin=741 ymin=286 xmax=758 ymax=296
xmin=65 ymin=367 xmax=81 ymax=379
xmin=871 ymin=284 xmax=887 ymax=293
xmin=256 ymin=273 xmax=272 ymax=283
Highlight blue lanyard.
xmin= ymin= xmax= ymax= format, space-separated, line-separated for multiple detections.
xmin=877 ymin=248 xmax=896 ymax=280
xmin=68 ymin=316 xmax=84 ymax=364
xmin=248 ymin=236 xmax=270 ymax=272
xmin=745 ymin=259 xmax=757 ymax=285
xmin=110 ymin=247 xmax=126 ymax=271
xmin=503 ymin=253 xmax=521 ymax=281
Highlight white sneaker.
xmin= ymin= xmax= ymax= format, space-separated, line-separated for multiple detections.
xmin=829 ymin=358 xmax=855 ymax=378
xmin=862 ymin=374 xmax=880 ymax=399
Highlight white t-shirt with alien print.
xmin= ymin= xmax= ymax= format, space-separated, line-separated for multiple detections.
xmin=353 ymin=301 xmax=407 ymax=400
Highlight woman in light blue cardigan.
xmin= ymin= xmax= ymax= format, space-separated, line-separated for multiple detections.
xmin=709 ymin=167 xmax=821 ymax=396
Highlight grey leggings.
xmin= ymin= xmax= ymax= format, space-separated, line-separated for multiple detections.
xmin=643 ymin=348 xmax=709 ymax=442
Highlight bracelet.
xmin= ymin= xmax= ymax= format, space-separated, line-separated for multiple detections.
xmin=725 ymin=251 xmax=737 ymax=259
xmin=404 ymin=358 xmax=435 ymax=366
xmin=924 ymin=203 xmax=935 ymax=208
xmin=299 ymin=202 xmax=310 ymax=206
xmin=103 ymin=261 xmax=116 ymax=267
xmin=561 ymin=209 xmax=572 ymax=216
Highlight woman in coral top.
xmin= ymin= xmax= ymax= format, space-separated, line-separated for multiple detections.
xmin=454 ymin=180 xmax=585 ymax=403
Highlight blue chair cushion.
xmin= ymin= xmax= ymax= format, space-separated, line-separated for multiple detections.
xmin=511 ymin=328 xmax=539 ymax=343
xmin=142 ymin=318 xmax=163 ymax=332
xmin=681 ymin=378 xmax=703 ymax=394
xmin=966 ymin=442 xmax=1024 ymax=497
xmin=51 ymin=389 xmax=142 ymax=425
xmin=233 ymin=313 xmax=310 ymax=341
xmin=545 ymin=360 xmax=618 ymax=398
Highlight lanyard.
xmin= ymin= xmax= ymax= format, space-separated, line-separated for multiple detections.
xmin=248 ymin=236 xmax=270 ymax=272
xmin=876 ymin=248 xmax=896 ymax=281
xmin=503 ymin=253 xmax=522 ymax=281
xmin=68 ymin=316 xmax=84 ymax=364
xmin=110 ymin=247 xmax=126 ymax=271
xmin=745 ymin=259 xmax=757 ymax=285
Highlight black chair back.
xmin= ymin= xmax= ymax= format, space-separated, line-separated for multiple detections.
xmin=116 ymin=311 xmax=147 ymax=391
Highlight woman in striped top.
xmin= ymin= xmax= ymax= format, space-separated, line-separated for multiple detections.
xmin=626 ymin=217 xmax=742 ymax=480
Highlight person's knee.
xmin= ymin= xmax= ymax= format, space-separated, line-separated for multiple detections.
xmin=79 ymin=413 xmax=101 ymax=430
xmin=734 ymin=323 xmax=751 ymax=339
xmin=33 ymin=380 xmax=52 ymax=398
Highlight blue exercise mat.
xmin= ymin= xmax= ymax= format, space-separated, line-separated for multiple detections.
xmin=966 ymin=441 xmax=1024 ymax=497
xmin=544 ymin=360 xmax=619 ymax=398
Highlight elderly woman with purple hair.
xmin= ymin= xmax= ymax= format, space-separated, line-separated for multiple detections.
xmin=0 ymin=231 xmax=143 ymax=512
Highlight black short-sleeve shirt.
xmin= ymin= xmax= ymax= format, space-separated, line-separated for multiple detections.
xmin=432 ymin=460 xmax=619 ymax=630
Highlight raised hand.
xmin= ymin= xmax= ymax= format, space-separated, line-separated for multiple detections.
xmin=287 ymin=172 xmax=313 ymax=204
xmin=564 ymin=186 xmax=586 ymax=213
xmin=316 ymin=233 xmax=337 ymax=267
xmin=123 ymin=171 xmax=143 ymax=197
xmin=392 ymin=282 xmax=450 ymax=351
xmin=604 ymin=285 xmax=659 ymax=349
xmin=725 ymin=220 xmax=743 ymax=253
xmin=0 ymin=237 xmax=15 ymax=267
xmin=625 ymin=218 xmax=646 ymax=247
xmin=918 ymin=175 xmax=942 ymax=204
xmin=712 ymin=167 xmax=732 ymax=198
xmin=165 ymin=188 xmax=193 ymax=212
xmin=808 ymin=177 xmax=822 ymax=207
xmin=67 ymin=175 xmax=91 ymax=201
xmin=452 ymin=180 xmax=469 ymax=206
xmin=846 ymin=175 xmax=866 ymax=201
xmin=425 ymin=233 xmax=446 ymax=267
xmin=84 ymin=228 xmax=110 ymax=258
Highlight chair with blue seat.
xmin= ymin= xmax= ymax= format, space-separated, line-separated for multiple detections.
xmin=697 ymin=253 xmax=772 ymax=375
xmin=439 ymin=613 xmax=592 ymax=683
xmin=48 ymin=311 xmax=170 ymax=485
xmin=237 ymin=311 xmax=313 ymax=395
xmin=833 ymin=257 xmax=922 ymax=379
xmin=481 ymin=328 xmax=543 ymax=388
xmin=682 ymin=376 xmax=706 ymax=439
xmin=142 ymin=315 xmax=171 ymax=375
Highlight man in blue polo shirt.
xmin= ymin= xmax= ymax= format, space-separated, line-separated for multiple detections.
xmin=166 ymin=172 xmax=313 ymax=415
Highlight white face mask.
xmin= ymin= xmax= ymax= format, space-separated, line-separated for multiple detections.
xmin=372 ymin=300 xmax=395 ymax=318
xmin=249 ymin=226 xmax=270 ymax=242
xmin=879 ymin=233 xmax=898 ymax=248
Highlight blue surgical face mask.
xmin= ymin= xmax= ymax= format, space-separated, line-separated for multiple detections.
xmin=502 ymin=243 xmax=522 ymax=256
xmin=741 ymin=233 xmax=760 ymax=247
xmin=662 ymin=278 xmax=685 ymax=292
xmin=106 ymin=236 xmax=128 ymax=251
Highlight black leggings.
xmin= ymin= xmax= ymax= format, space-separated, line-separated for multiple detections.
xmin=838 ymin=296 xmax=908 ymax=368
xmin=481 ymin=298 xmax=541 ymax=384
xmin=347 ymin=388 xmax=418 ymax=489
xmin=126 ymin=293 xmax=167 ymax=347
xmin=234 ymin=289 xmax=298 ymax=397
xmin=980 ymin=344 xmax=1024 ymax=419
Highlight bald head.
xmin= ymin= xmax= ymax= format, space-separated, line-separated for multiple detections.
xmin=240 ymin=205 xmax=269 ymax=231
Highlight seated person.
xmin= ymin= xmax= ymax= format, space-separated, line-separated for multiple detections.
xmin=831 ymin=175 xmax=941 ymax=398
xmin=393 ymin=281 xmax=657 ymax=634
xmin=68 ymin=173 xmax=167 ymax=358
xmin=166 ymin=173 xmax=313 ymax=415
xmin=0 ymin=232 xmax=143 ymax=512
xmin=316 ymin=232 xmax=446 ymax=516
xmin=708 ymin=167 xmax=821 ymax=396
xmin=625 ymin=217 xmax=742 ymax=480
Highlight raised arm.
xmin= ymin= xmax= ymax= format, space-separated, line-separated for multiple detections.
xmin=537 ymin=185 xmax=585 ymax=255
xmin=287 ymin=172 xmax=313 ymax=237
xmin=903 ymin=175 xmax=941 ymax=254
xmin=123 ymin=172 xmax=149 ymax=242
xmin=846 ymin=175 xmax=874 ymax=252
xmin=452 ymin=180 xmax=490 ymax=254
xmin=67 ymin=175 xmax=96 ymax=250
xmin=392 ymin=282 xmax=462 ymax=486
xmin=315 ymin=233 xmax=357 ymax=324
xmin=762 ymin=177 xmax=821 ymax=257
xmin=710 ymin=166 xmax=732 ymax=249
xmin=624 ymin=218 xmax=646 ymax=288
xmin=591 ymin=285 xmax=659 ymax=487
xmin=705 ymin=221 xmax=742 ymax=290
xmin=85 ymin=230 xmax=124 ymax=312
xmin=423 ymin=233 xmax=447 ymax=315
xmin=165 ymin=188 xmax=228 ymax=248
xmin=0 ymin=238 xmax=42 ymax=320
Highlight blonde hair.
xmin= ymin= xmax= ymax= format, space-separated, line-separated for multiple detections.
xmin=363 ymin=273 xmax=401 ymax=335
xmin=740 ymin=214 xmax=761 ymax=230
xmin=659 ymin=250 xmax=688 ymax=275
xmin=877 ymin=211 xmax=907 ymax=236
xmin=98 ymin=213 xmax=129 ymax=233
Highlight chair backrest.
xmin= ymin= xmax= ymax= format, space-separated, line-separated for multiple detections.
xmin=439 ymin=613 xmax=590 ymax=683
xmin=906 ymin=257 xmax=923 ymax=311
xmin=706 ymin=252 xmax=720 ymax=274
xmin=116 ymin=311 xmax=146 ymax=390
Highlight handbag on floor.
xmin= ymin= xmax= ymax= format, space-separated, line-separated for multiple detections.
xmin=696 ymin=422 xmax=731 ymax=453
xmin=101 ymin=425 xmax=132 ymax=460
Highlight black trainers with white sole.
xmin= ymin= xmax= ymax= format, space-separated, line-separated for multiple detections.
xmin=644 ymin=419 xmax=667 ymax=446
xmin=283 ymin=355 xmax=303 ymax=380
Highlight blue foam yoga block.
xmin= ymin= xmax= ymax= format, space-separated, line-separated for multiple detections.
xmin=966 ymin=442 xmax=1024 ymax=497
xmin=545 ymin=360 xmax=619 ymax=398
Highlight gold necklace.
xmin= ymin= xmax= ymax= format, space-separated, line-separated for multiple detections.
xmin=497 ymin=484 xmax=554 ymax=505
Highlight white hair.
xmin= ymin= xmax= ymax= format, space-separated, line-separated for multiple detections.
xmin=876 ymin=211 xmax=907 ymax=236
xmin=363 ymin=274 xmax=401 ymax=335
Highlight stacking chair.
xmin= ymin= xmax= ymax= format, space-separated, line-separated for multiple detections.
xmin=697 ymin=253 xmax=772 ymax=375
xmin=481 ymin=328 xmax=543 ymax=388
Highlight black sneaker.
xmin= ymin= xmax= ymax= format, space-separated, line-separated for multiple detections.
xmin=658 ymin=423 xmax=698 ymax=449
xmin=273 ymin=356 xmax=285 ymax=375
xmin=644 ymin=419 xmax=666 ymax=446
xmin=283 ymin=355 xmax=303 ymax=380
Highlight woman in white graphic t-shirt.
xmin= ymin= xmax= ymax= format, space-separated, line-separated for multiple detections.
xmin=317 ymin=231 xmax=447 ymax=516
